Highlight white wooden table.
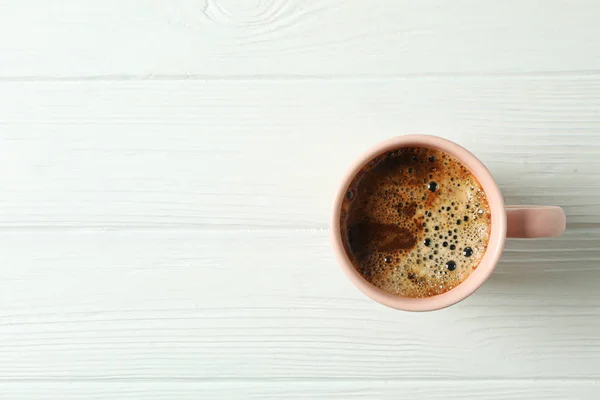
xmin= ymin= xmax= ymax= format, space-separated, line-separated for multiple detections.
xmin=1 ymin=1 xmax=599 ymax=398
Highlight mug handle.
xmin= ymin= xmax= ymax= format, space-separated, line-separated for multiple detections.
xmin=506 ymin=206 xmax=566 ymax=238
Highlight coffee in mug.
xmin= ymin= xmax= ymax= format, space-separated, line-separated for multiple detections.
xmin=331 ymin=135 xmax=566 ymax=311
xmin=340 ymin=147 xmax=491 ymax=298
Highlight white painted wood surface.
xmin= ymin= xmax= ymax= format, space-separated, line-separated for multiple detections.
xmin=0 ymin=1 xmax=599 ymax=399
xmin=1 ymin=0 xmax=599 ymax=77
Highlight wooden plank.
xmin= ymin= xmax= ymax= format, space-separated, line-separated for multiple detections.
xmin=0 ymin=78 xmax=598 ymax=228
xmin=0 ymin=0 xmax=599 ymax=77
xmin=0 ymin=229 xmax=598 ymax=380
xmin=0 ymin=381 xmax=598 ymax=400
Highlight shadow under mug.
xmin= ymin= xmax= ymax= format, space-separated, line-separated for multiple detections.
xmin=330 ymin=135 xmax=566 ymax=311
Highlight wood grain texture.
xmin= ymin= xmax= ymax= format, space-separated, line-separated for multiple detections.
xmin=0 ymin=381 xmax=598 ymax=400
xmin=0 ymin=0 xmax=599 ymax=77
xmin=0 ymin=229 xmax=599 ymax=381
xmin=0 ymin=78 xmax=598 ymax=228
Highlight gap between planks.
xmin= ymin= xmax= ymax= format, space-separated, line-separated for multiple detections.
xmin=2 ymin=71 xmax=600 ymax=82
xmin=0 ymin=377 xmax=596 ymax=383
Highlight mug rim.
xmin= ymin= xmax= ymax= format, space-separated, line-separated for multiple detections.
xmin=330 ymin=134 xmax=507 ymax=311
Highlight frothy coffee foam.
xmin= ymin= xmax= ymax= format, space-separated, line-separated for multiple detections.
xmin=340 ymin=147 xmax=491 ymax=298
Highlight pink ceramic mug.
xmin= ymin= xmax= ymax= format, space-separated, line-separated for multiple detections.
xmin=331 ymin=135 xmax=566 ymax=311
